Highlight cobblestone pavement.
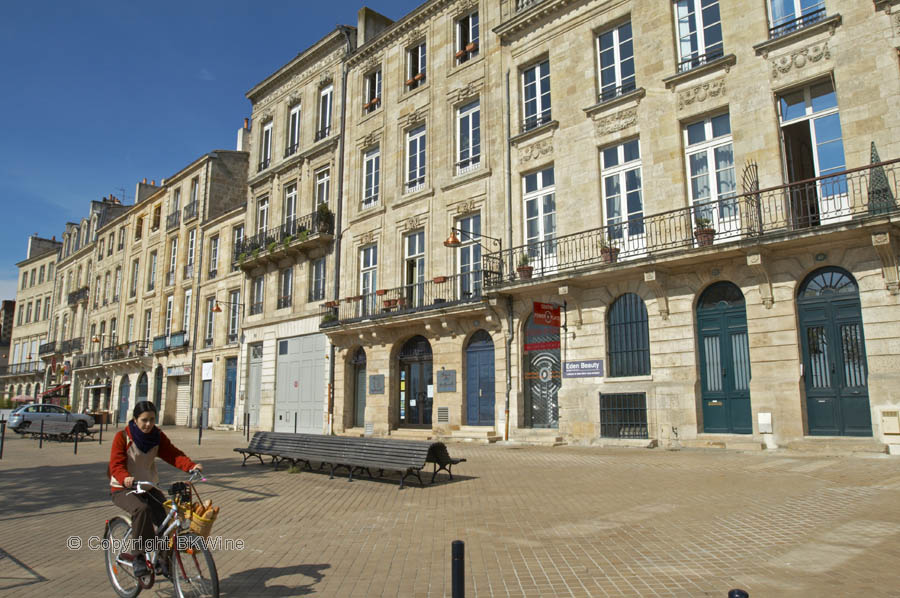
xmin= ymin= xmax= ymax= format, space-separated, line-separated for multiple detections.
xmin=1 ymin=426 xmax=899 ymax=597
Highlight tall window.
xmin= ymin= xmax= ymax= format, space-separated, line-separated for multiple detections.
xmin=43 ymin=296 xmax=51 ymax=319
xmin=364 ymin=70 xmax=382 ymax=114
xmin=103 ymin=272 xmax=111 ymax=303
xmin=135 ymin=217 xmax=144 ymax=240
xmin=769 ymin=0 xmax=826 ymax=38
xmin=286 ymin=104 xmax=301 ymax=156
xmin=147 ymin=251 xmax=157 ymax=291
xmin=205 ymin=297 xmax=215 ymax=345
xmin=256 ymin=197 xmax=269 ymax=235
xmin=187 ymin=229 xmax=196 ymax=267
xmin=406 ymin=42 xmax=426 ymax=90
xmin=164 ymin=296 xmax=173 ymax=336
xmin=522 ymin=60 xmax=551 ymax=131
xmin=232 ymin=225 xmax=244 ymax=260
xmin=209 ymin=236 xmax=219 ymax=276
xmin=456 ymin=10 xmax=479 ymax=65
xmin=405 ymin=231 xmax=425 ymax=307
xmin=130 ymin=258 xmax=140 ymax=298
xmin=283 ymin=184 xmax=297 ymax=228
xmin=110 ymin=317 xmax=117 ymax=343
xmin=228 ymin=290 xmax=240 ymax=342
xmin=457 ymin=213 xmax=482 ymax=299
xmin=360 ymin=245 xmax=377 ymax=315
xmin=114 ymin=267 xmax=122 ymax=300
xmin=317 ymin=84 xmax=333 ymax=140
xmin=684 ymin=113 xmax=736 ymax=233
xmin=524 ymin=167 xmax=556 ymax=260
xmin=107 ymin=233 xmax=114 ymax=256
xmin=144 ymin=309 xmax=152 ymax=341
xmin=172 ymin=188 xmax=181 ymax=213
xmin=94 ymin=276 xmax=101 ymax=308
xmin=607 ymin=293 xmax=651 ymax=377
xmin=126 ymin=314 xmax=134 ymax=342
xmin=363 ymin=147 xmax=380 ymax=207
xmin=310 ymin=257 xmax=326 ymax=302
xmin=674 ymin=0 xmax=724 ymax=72
xmin=168 ymin=237 xmax=178 ymax=281
xmin=406 ymin=125 xmax=426 ymax=193
xmin=457 ymin=99 xmax=481 ymax=174
xmin=30 ymin=269 xmax=36 ymax=286
xmin=598 ymin=21 xmax=635 ymax=102
xmin=182 ymin=289 xmax=192 ymax=332
xmin=152 ymin=205 xmax=161 ymax=230
xmin=251 ymin=276 xmax=264 ymax=315
xmin=778 ymin=80 xmax=846 ymax=183
xmin=25 ymin=302 xmax=33 ymax=323
xmin=315 ymin=168 xmax=330 ymax=206
xmin=602 ymin=139 xmax=644 ymax=252
xmin=190 ymin=177 xmax=199 ymax=205
xmin=34 ymin=299 xmax=41 ymax=321
xmin=259 ymin=121 xmax=272 ymax=170
xmin=118 ymin=226 xmax=126 ymax=249
xmin=278 ymin=267 xmax=293 ymax=309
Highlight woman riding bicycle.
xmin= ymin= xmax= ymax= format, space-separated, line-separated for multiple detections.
xmin=108 ymin=400 xmax=203 ymax=578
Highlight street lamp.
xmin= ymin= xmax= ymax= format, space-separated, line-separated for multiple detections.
xmin=444 ymin=227 xmax=503 ymax=283
xmin=211 ymin=299 xmax=245 ymax=344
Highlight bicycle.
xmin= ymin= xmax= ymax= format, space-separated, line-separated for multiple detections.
xmin=103 ymin=470 xmax=220 ymax=598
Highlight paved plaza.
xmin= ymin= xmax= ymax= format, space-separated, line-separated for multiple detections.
xmin=1 ymin=427 xmax=899 ymax=597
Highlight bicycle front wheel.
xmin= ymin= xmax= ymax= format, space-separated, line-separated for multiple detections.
xmin=104 ymin=516 xmax=141 ymax=598
xmin=172 ymin=532 xmax=219 ymax=598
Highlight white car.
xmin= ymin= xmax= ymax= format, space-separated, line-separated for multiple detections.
xmin=8 ymin=404 xmax=95 ymax=433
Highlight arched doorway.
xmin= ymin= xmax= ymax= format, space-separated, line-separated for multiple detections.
xmin=351 ymin=348 xmax=367 ymax=428
xmin=797 ymin=267 xmax=871 ymax=436
xmin=118 ymin=376 xmax=131 ymax=422
xmin=397 ymin=336 xmax=432 ymax=428
xmin=697 ymin=282 xmax=752 ymax=434
xmin=524 ymin=313 xmax=560 ymax=428
xmin=154 ymin=366 xmax=164 ymax=410
xmin=466 ymin=330 xmax=495 ymax=426
xmin=136 ymin=372 xmax=149 ymax=403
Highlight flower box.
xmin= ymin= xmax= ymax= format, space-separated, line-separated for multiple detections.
xmin=414 ymin=73 xmax=424 ymax=81
xmin=466 ymin=42 xmax=478 ymax=52
xmin=323 ymin=300 xmax=339 ymax=308
xmin=433 ymin=276 xmax=448 ymax=284
xmin=455 ymin=49 xmax=466 ymax=59
xmin=375 ymin=289 xmax=387 ymax=296
xmin=406 ymin=77 xmax=416 ymax=86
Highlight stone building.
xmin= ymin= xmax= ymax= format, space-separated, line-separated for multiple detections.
xmin=320 ymin=0 xmax=900 ymax=450
xmin=0 ymin=299 xmax=15 ymax=370
xmin=1 ymin=236 xmax=60 ymax=399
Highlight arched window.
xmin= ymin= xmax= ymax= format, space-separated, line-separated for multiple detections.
xmin=607 ymin=293 xmax=650 ymax=377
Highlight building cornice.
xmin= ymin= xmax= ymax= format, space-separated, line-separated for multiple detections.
xmin=493 ymin=0 xmax=585 ymax=39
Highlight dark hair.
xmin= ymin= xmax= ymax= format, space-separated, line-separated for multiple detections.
xmin=132 ymin=401 xmax=158 ymax=420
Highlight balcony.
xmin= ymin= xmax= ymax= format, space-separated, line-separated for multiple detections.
xmin=0 ymin=361 xmax=45 ymax=376
xmin=319 ymin=271 xmax=484 ymax=328
xmin=72 ymin=352 xmax=103 ymax=369
xmin=233 ymin=208 xmax=335 ymax=270
xmin=677 ymin=47 xmax=725 ymax=74
xmin=166 ymin=211 xmax=180 ymax=231
xmin=39 ymin=341 xmax=58 ymax=356
xmin=521 ymin=110 xmax=552 ymax=134
xmin=769 ymin=5 xmax=826 ymax=39
xmin=153 ymin=335 xmax=169 ymax=353
xmin=59 ymin=337 xmax=84 ymax=354
xmin=183 ymin=200 xmax=198 ymax=222
xmin=208 ymin=268 xmax=218 ymax=280
xmin=67 ymin=286 xmax=89 ymax=306
xmin=483 ymin=159 xmax=900 ymax=289
xmin=284 ymin=143 xmax=299 ymax=159
xmin=204 ymin=337 xmax=214 ymax=348
xmin=227 ymin=332 xmax=239 ymax=344
xmin=258 ymin=157 xmax=271 ymax=172
xmin=166 ymin=270 xmax=176 ymax=287
xmin=277 ymin=296 xmax=292 ymax=309
xmin=100 ymin=341 xmax=151 ymax=363
xmin=249 ymin=301 xmax=263 ymax=315
xmin=169 ymin=331 xmax=189 ymax=349
xmin=314 ymin=126 xmax=330 ymax=142
xmin=183 ymin=264 xmax=194 ymax=280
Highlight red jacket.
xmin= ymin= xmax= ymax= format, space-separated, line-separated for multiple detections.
xmin=108 ymin=426 xmax=197 ymax=492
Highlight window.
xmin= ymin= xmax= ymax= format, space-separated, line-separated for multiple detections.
xmin=190 ymin=177 xmax=199 ymax=205
xmin=118 ymin=226 xmax=126 ymax=249
xmin=172 ymin=188 xmax=181 ymax=213
xmin=205 ymin=297 xmax=215 ymax=345
xmin=135 ymin=217 xmax=144 ymax=240
xmin=187 ymin=229 xmax=196 ymax=267
xmin=316 ymin=84 xmax=333 ymax=140
xmin=110 ymin=317 xmax=117 ymax=344
xmin=286 ymin=104 xmax=301 ymax=157
xmin=164 ymin=296 xmax=173 ymax=336
xmin=364 ymin=70 xmax=382 ymax=113
xmin=168 ymin=237 xmax=178 ymax=284
xmin=405 ymin=231 xmax=425 ymax=307
xmin=524 ymin=167 xmax=556 ymax=262
xmin=232 ymin=225 xmax=244 ymax=261
xmin=16 ymin=305 xmax=23 ymax=325
xmin=684 ymin=113 xmax=736 ymax=233
xmin=257 ymin=197 xmax=269 ymax=235
xmin=104 ymin=272 xmax=111 ymax=303
xmin=228 ymin=290 xmax=240 ymax=342
xmin=406 ymin=125 xmax=426 ymax=193
xmin=457 ymin=100 xmax=481 ymax=174
xmin=144 ymin=309 xmax=152 ymax=341
xmin=283 ymin=184 xmax=297 ymax=228
xmin=94 ymin=277 xmax=101 ymax=308
xmin=114 ymin=267 xmax=122 ymax=301
xmin=259 ymin=121 xmax=272 ymax=170
xmin=98 ymin=239 xmax=105 ymax=259
xmin=147 ymin=251 xmax=157 ymax=291
xmin=152 ymin=205 xmax=161 ymax=230
xmin=310 ymin=257 xmax=326 ymax=302
xmin=43 ymin=296 xmax=51 ymax=319
xmin=597 ymin=21 xmax=635 ymax=102
xmin=406 ymin=42 xmax=426 ymax=90
xmin=30 ymin=269 xmax=36 ymax=286
xmin=456 ymin=10 xmax=479 ymax=65
xmin=315 ymin=168 xmax=330 ymax=206
xmin=607 ymin=293 xmax=650 ymax=377
xmin=278 ymin=267 xmax=293 ymax=309
xmin=38 ymin=265 xmax=45 ymax=284
xmin=34 ymin=299 xmax=41 ymax=321
xmin=209 ymin=236 xmax=219 ymax=276
xmin=126 ymin=315 xmax=134 ymax=342
xmin=674 ymin=0 xmax=724 ymax=72
xmin=769 ymin=0 xmax=826 ymax=38
xmin=251 ymin=276 xmax=264 ymax=315
xmin=457 ymin=213 xmax=482 ymax=299
xmin=90 ymin=323 xmax=96 ymax=343
xmin=21 ymin=272 xmax=26 ymax=289
xmin=363 ymin=147 xmax=380 ymax=207
xmin=107 ymin=233 xmax=114 ymax=256
xmin=602 ymin=139 xmax=644 ymax=253
xmin=360 ymin=245 xmax=377 ymax=316
xmin=183 ymin=289 xmax=192 ymax=332
xmin=522 ymin=60 xmax=551 ymax=131
xmin=130 ymin=259 xmax=140 ymax=298
xmin=25 ymin=302 xmax=33 ymax=323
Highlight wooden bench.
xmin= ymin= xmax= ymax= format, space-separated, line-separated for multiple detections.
xmin=24 ymin=420 xmax=95 ymax=442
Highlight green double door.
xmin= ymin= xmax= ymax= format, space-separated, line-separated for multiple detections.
xmin=698 ymin=282 xmax=752 ymax=434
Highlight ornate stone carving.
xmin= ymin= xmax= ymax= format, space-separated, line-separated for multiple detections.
xmin=448 ymin=79 xmax=483 ymax=105
xmin=456 ymin=199 xmax=478 ymax=214
xmin=772 ymin=42 xmax=831 ymax=78
xmin=402 ymin=106 xmax=429 ymax=128
xmin=678 ymin=78 xmax=726 ymax=110
xmin=404 ymin=215 xmax=425 ymax=230
xmin=358 ymin=231 xmax=376 ymax=245
xmin=362 ymin=55 xmax=382 ymax=75
xmin=357 ymin=130 xmax=382 ymax=149
xmin=318 ymin=73 xmax=334 ymax=87
xmin=894 ymin=12 xmax=900 ymax=35
xmin=519 ymin=139 xmax=553 ymax=162
xmin=595 ymin=107 xmax=638 ymax=135
xmin=872 ymin=232 xmax=900 ymax=295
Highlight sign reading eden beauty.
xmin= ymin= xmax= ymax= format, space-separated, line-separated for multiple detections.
xmin=563 ymin=360 xmax=604 ymax=378
xmin=533 ymin=302 xmax=561 ymax=328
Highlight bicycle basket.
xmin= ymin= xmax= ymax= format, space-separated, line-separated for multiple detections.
xmin=186 ymin=482 xmax=218 ymax=539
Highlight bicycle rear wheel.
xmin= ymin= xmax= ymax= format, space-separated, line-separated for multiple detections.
xmin=104 ymin=516 xmax=141 ymax=598
xmin=172 ymin=532 xmax=219 ymax=598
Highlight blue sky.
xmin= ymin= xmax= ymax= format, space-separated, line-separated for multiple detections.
xmin=0 ymin=0 xmax=422 ymax=301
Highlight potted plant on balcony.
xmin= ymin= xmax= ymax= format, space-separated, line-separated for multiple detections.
xmin=466 ymin=41 xmax=478 ymax=53
xmin=268 ymin=241 xmax=278 ymax=254
xmin=598 ymin=236 xmax=620 ymax=264
xmin=516 ymin=253 xmax=533 ymax=280
xmin=317 ymin=202 xmax=334 ymax=234
xmin=384 ymin=298 xmax=397 ymax=308
xmin=455 ymin=48 xmax=466 ymax=59
xmin=282 ymin=234 xmax=294 ymax=248
xmin=322 ymin=313 xmax=338 ymax=324
xmin=251 ymin=247 xmax=260 ymax=259
xmin=694 ymin=217 xmax=716 ymax=247
xmin=375 ymin=289 xmax=387 ymax=296
xmin=406 ymin=77 xmax=416 ymax=86
xmin=433 ymin=275 xmax=448 ymax=284
xmin=396 ymin=297 xmax=407 ymax=308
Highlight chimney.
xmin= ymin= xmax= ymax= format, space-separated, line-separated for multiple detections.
xmin=52 ymin=236 xmax=56 ymax=241
xmin=143 ymin=177 xmax=147 ymax=184
xmin=151 ymin=180 xmax=155 ymax=186
xmin=244 ymin=118 xmax=249 ymax=129
xmin=237 ymin=118 xmax=251 ymax=152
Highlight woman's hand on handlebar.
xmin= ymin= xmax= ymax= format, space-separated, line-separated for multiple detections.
xmin=124 ymin=476 xmax=135 ymax=488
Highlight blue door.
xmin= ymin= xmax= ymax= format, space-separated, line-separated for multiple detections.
xmin=466 ymin=330 xmax=495 ymax=425
xmin=223 ymin=358 xmax=237 ymax=425
xmin=118 ymin=376 xmax=130 ymax=423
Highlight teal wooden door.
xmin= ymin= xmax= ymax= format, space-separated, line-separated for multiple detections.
xmin=798 ymin=268 xmax=871 ymax=436
xmin=697 ymin=282 xmax=752 ymax=434
xmin=351 ymin=348 xmax=366 ymax=428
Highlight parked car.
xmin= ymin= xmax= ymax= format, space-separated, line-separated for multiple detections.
xmin=8 ymin=404 xmax=95 ymax=433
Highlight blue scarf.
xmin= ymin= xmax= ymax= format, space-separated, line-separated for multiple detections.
xmin=128 ymin=420 xmax=160 ymax=454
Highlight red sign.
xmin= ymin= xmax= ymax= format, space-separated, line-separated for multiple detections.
xmin=533 ymin=302 xmax=561 ymax=328
xmin=523 ymin=340 xmax=561 ymax=352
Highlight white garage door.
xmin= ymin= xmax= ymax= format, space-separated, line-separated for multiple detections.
xmin=274 ymin=334 xmax=326 ymax=434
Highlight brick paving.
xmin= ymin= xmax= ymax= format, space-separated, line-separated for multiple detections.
xmin=1 ymin=426 xmax=899 ymax=597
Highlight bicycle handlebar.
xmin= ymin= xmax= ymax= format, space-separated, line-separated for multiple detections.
xmin=127 ymin=470 xmax=205 ymax=495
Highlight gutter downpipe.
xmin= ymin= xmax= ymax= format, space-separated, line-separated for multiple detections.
xmin=329 ymin=26 xmax=354 ymax=435
xmin=504 ymin=69 xmax=514 ymax=442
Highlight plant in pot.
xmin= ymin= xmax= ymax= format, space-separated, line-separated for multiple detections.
xmin=322 ymin=313 xmax=338 ymax=324
xmin=517 ymin=253 xmax=533 ymax=280
xmin=598 ymin=235 xmax=620 ymax=263
xmin=316 ymin=202 xmax=334 ymax=234
xmin=694 ymin=217 xmax=716 ymax=247
xmin=282 ymin=234 xmax=294 ymax=247
xmin=433 ymin=275 xmax=448 ymax=284
xmin=267 ymin=241 xmax=278 ymax=254
xmin=466 ymin=41 xmax=478 ymax=53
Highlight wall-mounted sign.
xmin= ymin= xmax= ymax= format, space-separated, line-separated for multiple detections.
xmin=167 ymin=365 xmax=192 ymax=377
xmin=201 ymin=362 xmax=213 ymax=381
xmin=562 ymin=360 xmax=604 ymax=378
xmin=436 ymin=369 xmax=456 ymax=392
xmin=369 ymin=374 xmax=385 ymax=394
xmin=533 ymin=302 xmax=561 ymax=328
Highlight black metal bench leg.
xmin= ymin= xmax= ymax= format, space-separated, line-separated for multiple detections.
xmin=348 ymin=466 xmax=354 ymax=482
xmin=257 ymin=455 xmax=265 ymax=465
xmin=415 ymin=470 xmax=423 ymax=487
xmin=329 ymin=464 xmax=335 ymax=480
xmin=431 ymin=463 xmax=438 ymax=484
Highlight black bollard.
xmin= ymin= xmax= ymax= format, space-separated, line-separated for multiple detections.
xmin=452 ymin=540 xmax=465 ymax=598
xmin=39 ymin=419 xmax=45 ymax=449
xmin=74 ymin=428 xmax=78 ymax=455
xmin=728 ymin=591 xmax=749 ymax=598
xmin=294 ymin=412 xmax=297 ymax=434
xmin=198 ymin=418 xmax=203 ymax=445
xmin=246 ymin=412 xmax=250 ymax=441
xmin=99 ymin=420 xmax=103 ymax=446
xmin=115 ymin=410 xmax=119 ymax=428
xmin=0 ymin=419 xmax=6 ymax=460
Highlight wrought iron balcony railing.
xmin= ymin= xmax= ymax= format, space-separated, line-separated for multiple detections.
xmin=314 ymin=126 xmax=331 ymax=142
xmin=258 ymin=157 xmax=271 ymax=172
xmin=100 ymin=341 xmax=151 ymax=362
xmin=277 ymin=296 xmax=292 ymax=309
xmin=483 ymin=159 xmax=900 ymax=288
xmin=227 ymin=332 xmax=239 ymax=344
xmin=232 ymin=209 xmax=335 ymax=263
xmin=0 ymin=361 xmax=45 ymax=376
xmin=769 ymin=5 xmax=826 ymax=39
xmin=284 ymin=143 xmax=299 ymax=158
xmin=677 ymin=46 xmax=725 ymax=73
xmin=599 ymin=80 xmax=637 ymax=103
xmin=319 ymin=271 xmax=484 ymax=327
xmin=208 ymin=269 xmax=217 ymax=280
xmin=166 ymin=211 xmax=180 ymax=231
xmin=68 ymin=286 xmax=89 ymax=306
xmin=249 ymin=301 xmax=263 ymax=315
xmin=521 ymin=110 xmax=552 ymax=133
xmin=39 ymin=341 xmax=58 ymax=356
xmin=166 ymin=270 xmax=176 ymax=286
xmin=59 ymin=337 xmax=84 ymax=354
xmin=183 ymin=200 xmax=199 ymax=222
xmin=183 ymin=264 xmax=194 ymax=280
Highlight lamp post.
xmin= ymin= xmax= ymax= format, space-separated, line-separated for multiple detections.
xmin=444 ymin=227 xmax=503 ymax=284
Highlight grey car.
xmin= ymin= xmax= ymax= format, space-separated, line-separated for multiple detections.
xmin=8 ymin=404 xmax=95 ymax=433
